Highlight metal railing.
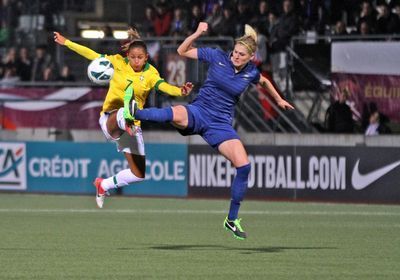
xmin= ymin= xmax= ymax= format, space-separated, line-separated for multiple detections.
xmin=235 ymin=85 xmax=309 ymax=134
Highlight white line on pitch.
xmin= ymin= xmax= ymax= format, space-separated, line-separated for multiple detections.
xmin=0 ymin=208 xmax=399 ymax=216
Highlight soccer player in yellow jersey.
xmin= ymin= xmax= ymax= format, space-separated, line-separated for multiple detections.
xmin=54 ymin=30 xmax=193 ymax=208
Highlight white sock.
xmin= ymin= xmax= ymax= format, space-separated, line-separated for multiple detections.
xmin=101 ymin=169 xmax=144 ymax=191
xmin=116 ymin=108 xmax=126 ymax=130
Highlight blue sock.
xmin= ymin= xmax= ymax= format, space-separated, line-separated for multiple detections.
xmin=228 ymin=163 xmax=251 ymax=221
xmin=135 ymin=107 xmax=173 ymax=123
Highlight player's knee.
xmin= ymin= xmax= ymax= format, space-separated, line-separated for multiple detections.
xmin=129 ymin=169 xmax=145 ymax=182
xmin=236 ymin=163 xmax=251 ymax=179
xmin=231 ymin=163 xmax=251 ymax=202
xmin=172 ymin=105 xmax=188 ymax=126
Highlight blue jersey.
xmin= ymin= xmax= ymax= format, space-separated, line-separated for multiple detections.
xmin=193 ymin=47 xmax=260 ymax=122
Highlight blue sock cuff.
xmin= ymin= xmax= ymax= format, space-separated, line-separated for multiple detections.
xmin=165 ymin=107 xmax=173 ymax=120
xmin=236 ymin=163 xmax=251 ymax=178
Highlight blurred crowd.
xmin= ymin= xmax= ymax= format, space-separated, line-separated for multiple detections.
xmin=1 ymin=0 xmax=400 ymax=83
xmin=0 ymin=45 xmax=75 ymax=85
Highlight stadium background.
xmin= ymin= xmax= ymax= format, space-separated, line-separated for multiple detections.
xmin=0 ymin=1 xmax=399 ymax=279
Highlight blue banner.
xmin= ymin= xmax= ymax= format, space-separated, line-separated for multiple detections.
xmin=13 ymin=141 xmax=187 ymax=196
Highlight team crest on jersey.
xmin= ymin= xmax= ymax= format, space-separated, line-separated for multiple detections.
xmin=140 ymin=75 xmax=144 ymax=81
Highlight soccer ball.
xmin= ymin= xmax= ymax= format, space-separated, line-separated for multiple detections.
xmin=87 ymin=57 xmax=114 ymax=85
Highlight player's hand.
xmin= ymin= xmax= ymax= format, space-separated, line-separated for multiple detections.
xmin=181 ymin=82 xmax=193 ymax=96
xmin=53 ymin=32 xmax=66 ymax=45
xmin=277 ymin=99 xmax=295 ymax=110
xmin=196 ymin=22 xmax=208 ymax=35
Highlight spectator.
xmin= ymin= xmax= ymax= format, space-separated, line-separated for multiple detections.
xmin=99 ymin=25 xmax=115 ymax=53
xmin=31 ymin=45 xmax=53 ymax=81
xmin=357 ymin=18 xmax=373 ymax=35
xmin=170 ymin=7 xmax=188 ymax=36
xmin=42 ymin=65 xmax=57 ymax=81
xmin=362 ymin=102 xmax=391 ymax=135
xmin=142 ymin=5 xmax=156 ymax=37
xmin=187 ymin=4 xmax=204 ymax=34
xmin=153 ymin=1 xmax=172 ymax=36
xmin=3 ymin=47 xmax=17 ymax=70
xmin=0 ymin=65 xmax=20 ymax=87
xmin=235 ymin=0 xmax=252 ymax=37
xmin=376 ymin=3 xmax=400 ymax=34
xmin=267 ymin=10 xmax=280 ymax=37
xmin=0 ymin=20 xmax=10 ymax=46
xmin=364 ymin=111 xmax=392 ymax=135
xmin=357 ymin=0 xmax=377 ymax=33
xmin=325 ymin=88 xmax=354 ymax=133
xmin=202 ymin=0 xmax=221 ymax=17
xmin=332 ymin=20 xmax=349 ymax=36
xmin=40 ymin=0 xmax=60 ymax=31
xmin=269 ymin=0 xmax=300 ymax=53
xmin=103 ymin=25 xmax=113 ymax=38
xmin=250 ymin=0 xmax=271 ymax=36
xmin=57 ymin=65 xmax=75 ymax=82
xmin=395 ymin=3 xmax=400 ymax=18
xmin=0 ymin=0 xmax=20 ymax=46
xmin=172 ymin=0 xmax=202 ymax=15
xmin=214 ymin=6 xmax=236 ymax=37
xmin=205 ymin=3 xmax=223 ymax=35
xmin=15 ymin=47 xmax=31 ymax=81
xmin=298 ymin=0 xmax=326 ymax=34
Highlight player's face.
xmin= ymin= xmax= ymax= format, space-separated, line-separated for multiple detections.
xmin=127 ymin=47 xmax=148 ymax=72
xmin=231 ymin=44 xmax=253 ymax=69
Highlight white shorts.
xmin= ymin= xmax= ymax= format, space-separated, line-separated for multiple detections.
xmin=99 ymin=112 xmax=145 ymax=156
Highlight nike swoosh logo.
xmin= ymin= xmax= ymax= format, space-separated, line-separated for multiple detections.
xmin=351 ymin=159 xmax=400 ymax=190
xmin=218 ymin=62 xmax=225 ymax=66
xmin=226 ymin=222 xmax=236 ymax=231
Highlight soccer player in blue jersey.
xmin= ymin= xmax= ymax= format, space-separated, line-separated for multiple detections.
xmin=125 ymin=22 xmax=294 ymax=240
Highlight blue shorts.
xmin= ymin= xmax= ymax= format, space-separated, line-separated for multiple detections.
xmin=176 ymin=104 xmax=240 ymax=149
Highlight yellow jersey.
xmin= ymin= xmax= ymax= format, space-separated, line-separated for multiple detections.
xmin=64 ymin=39 xmax=182 ymax=126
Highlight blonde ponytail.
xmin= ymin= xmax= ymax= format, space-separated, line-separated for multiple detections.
xmin=235 ymin=25 xmax=258 ymax=54
xmin=244 ymin=24 xmax=257 ymax=44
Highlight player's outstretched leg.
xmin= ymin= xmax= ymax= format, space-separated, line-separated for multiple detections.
xmin=131 ymin=99 xmax=174 ymax=123
xmin=224 ymin=163 xmax=251 ymax=240
xmin=224 ymin=217 xmax=247 ymax=240
xmin=93 ymin=169 xmax=145 ymax=208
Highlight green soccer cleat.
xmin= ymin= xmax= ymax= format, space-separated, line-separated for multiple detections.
xmin=224 ymin=217 xmax=247 ymax=240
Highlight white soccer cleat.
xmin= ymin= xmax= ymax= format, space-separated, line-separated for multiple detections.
xmin=93 ymin=178 xmax=106 ymax=208
xmin=96 ymin=194 xmax=105 ymax=209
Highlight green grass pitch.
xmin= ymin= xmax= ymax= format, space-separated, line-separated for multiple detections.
xmin=0 ymin=193 xmax=399 ymax=279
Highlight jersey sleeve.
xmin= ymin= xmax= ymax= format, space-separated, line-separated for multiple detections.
xmin=252 ymin=69 xmax=261 ymax=84
xmin=148 ymin=66 xmax=181 ymax=96
xmin=197 ymin=47 xmax=219 ymax=64
xmin=65 ymin=39 xmax=101 ymax=60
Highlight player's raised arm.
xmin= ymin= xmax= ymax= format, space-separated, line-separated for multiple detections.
xmin=53 ymin=31 xmax=100 ymax=61
xmin=177 ymin=22 xmax=208 ymax=59
xmin=258 ymin=75 xmax=294 ymax=110
xmin=157 ymin=81 xmax=194 ymax=97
